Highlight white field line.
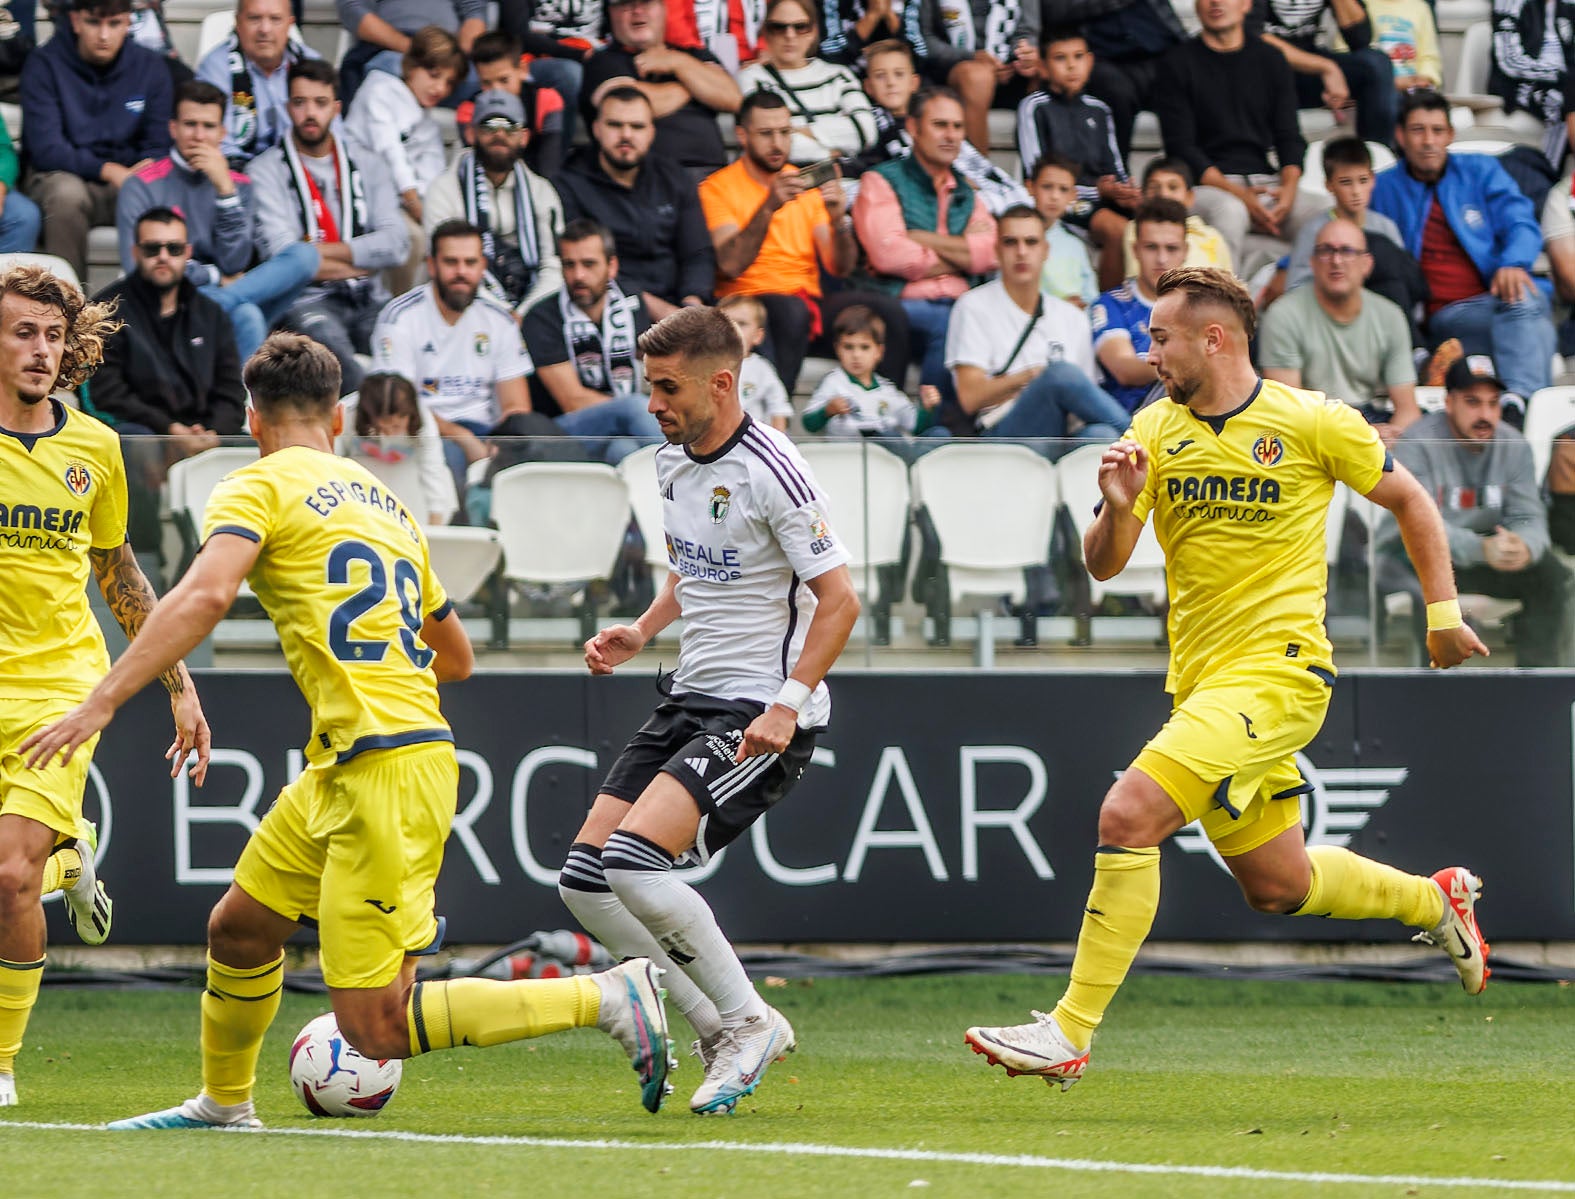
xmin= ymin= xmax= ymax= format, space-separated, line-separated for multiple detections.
xmin=2 ymin=1119 xmax=1574 ymax=1192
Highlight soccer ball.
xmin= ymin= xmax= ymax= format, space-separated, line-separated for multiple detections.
xmin=288 ymin=1013 xmax=403 ymax=1118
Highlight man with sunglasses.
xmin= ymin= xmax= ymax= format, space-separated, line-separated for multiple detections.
xmin=581 ymin=0 xmax=741 ymax=176
xmin=90 ymin=205 xmax=247 ymax=570
xmin=1260 ymin=218 xmax=1420 ymax=445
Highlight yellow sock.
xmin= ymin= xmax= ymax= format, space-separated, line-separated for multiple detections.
xmin=1293 ymin=845 xmax=1444 ymax=928
xmin=201 ymin=954 xmax=284 ymax=1106
xmin=407 ymin=976 xmax=601 ymax=1054
xmin=40 ymin=846 xmax=83 ymax=896
xmin=0 ymin=956 xmax=45 ymax=1075
xmin=1052 ymin=846 xmax=1161 ymax=1051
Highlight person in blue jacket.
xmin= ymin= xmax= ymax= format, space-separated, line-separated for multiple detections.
xmin=20 ymin=0 xmax=172 ymax=279
xmin=1371 ymin=88 xmax=1555 ymax=415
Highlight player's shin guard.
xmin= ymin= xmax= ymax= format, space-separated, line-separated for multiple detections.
xmin=39 ymin=845 xmax=81 ymax=895
xmin=559 ymin=841 xmax=724 ymax=1041
xmin=1290 ymin=845 xmax=1445 ymax=928
xmin=201 ymin=953 xmax=284 ymax=1106
xmin=406 ymin=975 xmax=600 ymax=1053
xmin=0 ymin=955 xmax=45 ymax=1076
xmin=602 ymin=830 xmax=764 ymax=1028
xmin=1052 ymin=846 xmax=1161 ymax=1051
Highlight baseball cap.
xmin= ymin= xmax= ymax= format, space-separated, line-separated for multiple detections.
xmin=1444 ymin=354 xmax=1506 ymax=392
xmin=470 ymin=90 xmax=526 ymax=129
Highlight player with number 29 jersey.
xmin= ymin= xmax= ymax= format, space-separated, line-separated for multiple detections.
xmin=203 ymin=446 xmax=452 ymax=765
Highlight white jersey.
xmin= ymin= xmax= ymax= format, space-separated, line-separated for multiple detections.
xmin=656 ymin=417 xmax=850 ymax=725
xmin=738 ymin=353 xmax=792 ymax=426
xmin=372 ymin=284 xmax=534 ymax=426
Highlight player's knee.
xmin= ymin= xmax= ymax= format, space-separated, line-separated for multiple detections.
xmin=1241 ymin=875 xmax=1307 ymax=914
xmin=0 ymin=853 xmax=42 ymax=909
xmin=948 ymin=59 xmax=993 ymax=97
xmin=206 ymin=900 xmax=274 ymax=963
xmin=1096 ymin=790 xmax=1166 ymax=848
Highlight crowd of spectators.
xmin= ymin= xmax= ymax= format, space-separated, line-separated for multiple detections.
xmin=4 ymin=0 xmax=1572 ymax=660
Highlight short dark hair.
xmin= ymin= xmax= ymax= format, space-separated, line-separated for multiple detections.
xmin=1030 ymin=153 xmax=1082 ymax=184
xmin=638 ymin=306 xmax=743 ymax=374
xmin=1040 ymin=23 xmax=1087 ymax=51
xmin=558 ymin=217 xmax=616 ymax=259
xmin=739 ymin=88 xmax=790 ymax=125
xmin=134 ymin=206 xmax=188 ymax=240
xmin=429 ymin=219 xmax=484 ymax=257
xmin=862 ymin=37 xmax=913 ymax=66
xmin=288 ymin=57 xmax=339 ymax=97
xmin=244 ymin=331 xmax=342 ymax=417
xmin=1142 ymin=156 xmax=1194 ymax=189
xmin=469 ymin=29 xmax=522 ymax=66
xmin=175 ymin=79 xmax=228 ymax=115
xmin=1155 ymin=266 xmax=1257 ymax=341
xmin=597 ymin=84 xmax=652 ymax=114
xmin=833 ymin=303 xmax=885 ymax=346
xmin=1132 ymin=197 xmax=1189 ymax=236
xmin=997 ymin=203 xmax=1047 ymax=228
xmin=75 ymin=0 xmax=132 ymax=17
xmin=1321 ymin=135 xmax=1373 ymax=173
xmin=404 ymin=25 xmax=465 ymax=80
xmin=909 ymin=85 xmax=963 ymax=121
xmin=1398 ymin=87 xmax=1451 ymax=125
xmin=356 ymin=372 xmax=423 ymax=437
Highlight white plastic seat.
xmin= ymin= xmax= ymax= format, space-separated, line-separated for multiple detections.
xmin=909 ymin=443 xmax=1056 ymax=608
xmin=1414 ymin=385 xmax=1446 ymax=413
xmin=0 ymin=253 xmax=80 ymax=291
xmin=346 ymin=451 xmax=424 ymax=516
xmin=424 ymin=526 xmax=502 ymax=605
xmin=795 ymin=441 xmax=911 ymax=589
xmin=197 ymin=12 xmax=307 ymax=60
xmin=166 ymin=445 xmax=260 ymax=589
xmin=1056 ymin=443 xmax=1167 ymax=607
xmin=615 ymin=443 xmax=670 ymax=573
xmin=1523 ymin=386 xmax=1575 ymax=485
xmin=1300 ymin=138 xmax=1396 ymax=194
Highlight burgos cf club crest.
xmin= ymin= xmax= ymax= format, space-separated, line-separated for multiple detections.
xmin=1171 ymin=753 xmax=1408 ymax=874
xmin=63 ymin=461 xmax=92 ymax=497
xmin=1252 ymin=432 xmax=1285 ymax=467
xmin=474 ymin=333 xmax=490 ymax=356
xmin=709 ymin=485 xmax=731 ymax=524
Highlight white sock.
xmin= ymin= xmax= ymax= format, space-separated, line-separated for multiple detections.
xmin=602 ymin=832 xmax=766 ymax=1029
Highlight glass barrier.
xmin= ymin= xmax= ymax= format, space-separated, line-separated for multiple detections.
xmin=103 ymin=433 xmax=1575 ymax=672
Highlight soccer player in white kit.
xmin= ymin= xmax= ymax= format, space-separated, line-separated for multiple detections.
xmin=558 ymin=306 xmax=860 ymax=1115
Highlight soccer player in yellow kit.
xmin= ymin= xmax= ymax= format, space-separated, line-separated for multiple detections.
xmin=0 ymin=265 xmax=210 ymax=1109
xmin=964 ymin=269 xmax=1492 ymax=1091
xmin=26 ymin=333 xmax=674 ymax=1128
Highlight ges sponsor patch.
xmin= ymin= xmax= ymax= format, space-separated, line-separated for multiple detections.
xmin=63 ymin=461 xmax=91 ymax=497
xmin=708 ymin=485 xmax=731 ymax=524
xmin=1252 ymin=432 xmax=1285 ymax=467
xmin=807 ymin=507 xmax=834 ymax=554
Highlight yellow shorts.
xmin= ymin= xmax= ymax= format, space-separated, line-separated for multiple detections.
xmin=1133 ymin=662 xmax=1333 ymax=858
xmin=234 ymin=741 xmax=458 ymax=990
xmin=0 ymin=695 xmax=99 ymax=842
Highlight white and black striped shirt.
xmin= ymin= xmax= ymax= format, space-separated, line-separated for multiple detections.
xmin=737 ymin=58 xmax=879 ymax=164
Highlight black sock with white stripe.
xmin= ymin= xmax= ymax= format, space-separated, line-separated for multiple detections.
xmin=558 ymin=839 xmax=724 ymax=1041
xmin=602 ymin=830 xmax=767 ymax=1029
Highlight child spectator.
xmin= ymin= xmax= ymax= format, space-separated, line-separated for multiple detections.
xmin=345 ymin=25 xmax=466 ymax=294
xmin=497 ymin=0 xmax=604 ymax=145
xmin=458 ymin=31 xmax=567 ymax=176
xmin=1353 ymin=0 xmax=1442 ymax=91
xmin=1016 ymin=25 xmax=1137 ymax=289
xmin=1120 ymin=157 xmax=1233 ymax=278
xmin=842 ymin=37 xmax=1029 ymax=215
xmin=720 ymin=294 xmax=793 ymax=432
xmin=1028 ymin=154 xmax=1098 ymax=308
xmin=1286 ymin=136 xmax=1404 ymax=288
xmin=802 ymin=304 xmax=945 ymax=455
xmin=337 ymin=370 xmax=459 ymax=527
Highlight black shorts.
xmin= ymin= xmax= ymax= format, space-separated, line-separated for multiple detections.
xmin=598 ymin=691 xmax=819 ymax=864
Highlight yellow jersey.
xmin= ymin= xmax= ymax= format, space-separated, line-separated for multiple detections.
xmin=1127 ymin=379 xmax=1388 ymax=695
xmin=203 ymin=446 xmax=453 ymax=765
xmin=0 ymin=402 xmax=128 ymax=701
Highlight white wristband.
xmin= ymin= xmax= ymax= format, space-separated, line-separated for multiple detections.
xmin=775 ymin=678 xmax=812 ymax=713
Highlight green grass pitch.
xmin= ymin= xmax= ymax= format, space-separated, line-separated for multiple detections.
xmin=4 ymin=973 xmax=1573 ymax=1197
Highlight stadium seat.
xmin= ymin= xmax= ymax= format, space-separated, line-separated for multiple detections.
xmin=909 ymin=442 xmax=1056 ymax=645
xmin=346 ymin=449 xmax=424 ymax=515
xmin=196 ymin=11 xmax=309 ymax=60
xmin=166 ymin=444 xmax=260 ymax=587
xmin=425 ymin=525 xmax=503 ymax=605
xmin=1415 ymin=385 xmax=1446 ymax=412
xmin=1056 ymin=442 xmax=1167 ymax=611
xmin=615 ymin=443 xmax=670 ymax=573
xmin=0 ymin=253 xmax=80 ymax=291
xmin=797 ymin=440 xmax=910 ymax=642
xmin=1300 ymin=138 xmax=1396 ymax=195
xmin=490 ymin=461 xmax=631 ymax=641
xmin=1523 ymin=385 xmax=1575 ymax=485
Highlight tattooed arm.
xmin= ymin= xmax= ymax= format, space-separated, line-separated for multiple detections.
xmin=86 ymin=541 xmax=212 ymax=782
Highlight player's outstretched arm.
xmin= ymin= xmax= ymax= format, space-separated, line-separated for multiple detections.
xmin=23 ymin=534 xmax=259 ymax=780
xmin=584 ymin=571 xmax=680 ymax=676
xmin=736 ymin=564 xmax=860 ymax=762
xmin=1084 ymin=440 xmax=1149 ymax=581
xmin=1365 ymin=463 xmax=1490 ymax=669
xmin=421 ymin=607 xmax=475 ymax=684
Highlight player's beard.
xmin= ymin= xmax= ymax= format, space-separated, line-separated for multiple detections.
xmin=1163 ymin=373 xmax=1200 ymax=406
xmin=14 ymin=360 xmax=57 ymax=403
